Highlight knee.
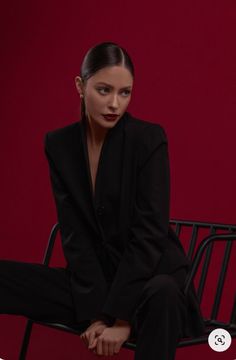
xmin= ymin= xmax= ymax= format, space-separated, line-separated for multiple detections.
xmin=0 ymin=259 xmax=12 ymax=272
xmin=143 ymin=274 xmax=180 ymax=303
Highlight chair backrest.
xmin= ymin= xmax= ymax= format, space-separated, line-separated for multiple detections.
xmin=170 ymin=219 xmax=236 ymax=328
xmin=45 ymin=220 xmax=236 ymax=328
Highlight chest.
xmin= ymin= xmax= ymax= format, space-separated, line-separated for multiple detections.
xmin=87 ymin=142 xmax=102 ymax=196
xmin=84 ymin=134 xmax=126 ymax=235
xmin=83 ymin=129 xmax=128 ymax=212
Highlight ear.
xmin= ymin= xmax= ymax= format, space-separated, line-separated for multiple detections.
xmin=74 ymin=76 xmax=84 ymax=97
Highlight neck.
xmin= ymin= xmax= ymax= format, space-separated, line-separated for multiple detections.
xmin=85 ymin=116 xmax=109 ymax=148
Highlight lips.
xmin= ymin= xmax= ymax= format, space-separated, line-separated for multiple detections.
xmin=103 ymin=114 xmax=119 ymax=121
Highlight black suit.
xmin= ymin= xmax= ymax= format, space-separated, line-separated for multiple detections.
xmin=0 ymin=111 xmax=204 ymax=359
xmin=44 ymin=111 xmax=205 ymax=338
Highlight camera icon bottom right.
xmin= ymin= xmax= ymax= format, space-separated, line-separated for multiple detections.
xmin=208 ymin=328 xmax=232 ymax=352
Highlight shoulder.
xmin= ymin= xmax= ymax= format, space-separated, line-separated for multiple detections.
xmin=44 ymin=121 xmax=80 ymax=150
xmin=125 ymin=112 xmax=168 ymax=148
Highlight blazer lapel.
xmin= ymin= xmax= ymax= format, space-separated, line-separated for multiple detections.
xmin=61 ymin=121 xmax=101 ymax=238
xmin=118 ymin=112 xmax=138 ymax=239
xmin=67 ymin=112 xmax=134 ymax=243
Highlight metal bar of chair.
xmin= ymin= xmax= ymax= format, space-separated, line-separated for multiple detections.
xmin=197 ymin=226 xmax=216 ymax=302
xmin=211 ymin=240 xmax=233 ymax=320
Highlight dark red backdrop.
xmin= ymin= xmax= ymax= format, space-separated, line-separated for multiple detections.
xmin=1 ymin=1 xmax=235 ymax=359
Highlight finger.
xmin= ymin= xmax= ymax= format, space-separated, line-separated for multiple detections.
xmin=89 ymin=326 xmax=106 ymax=350
xmin=83 ymin=332 xmax=90 ymax=347
xmin=88 ymin=326 xmax=103 ymax=349
xmin=103 ymin=340 xmax=109 ymax=356
xmin=96 ymin=325 xmax=106 ymax=335
xmin=108 ymin=341 xmax=115 ymax=356
xmin=87 ymin=330 xmax=96 ymax=348
xmin=88 ymin=336 xmax=97 ymax=350
xmin=114 ymin=341 xmax=121 ymax=355
xmin=80 ymin=334 xmax=88 ymax=348
xmin=96 ymin=336 xmax=104 ymax=356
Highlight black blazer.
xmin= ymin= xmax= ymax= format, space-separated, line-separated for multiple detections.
xmin=44 ymin=111 xmax=205 ymax=336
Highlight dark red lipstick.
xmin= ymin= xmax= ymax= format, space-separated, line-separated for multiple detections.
xmin=102 ymin=114 xmax=119 ymax=121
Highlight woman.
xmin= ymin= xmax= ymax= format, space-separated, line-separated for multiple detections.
xmin=0 ymin=42 xmax=205 ymax=359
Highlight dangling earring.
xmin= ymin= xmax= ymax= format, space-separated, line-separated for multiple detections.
xmin=80 ymin=94 xmax=84 ymax=99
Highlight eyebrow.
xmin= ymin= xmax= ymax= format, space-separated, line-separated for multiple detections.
xmin=95 ymin=82 xmax=132 ymax=89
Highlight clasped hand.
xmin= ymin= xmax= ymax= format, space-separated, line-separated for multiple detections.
xmin=80 ymin=319 xmax=131 ymax=356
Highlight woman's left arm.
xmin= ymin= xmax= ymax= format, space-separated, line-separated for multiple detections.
xmin=101 ymin=125 xmax=170 ymax=323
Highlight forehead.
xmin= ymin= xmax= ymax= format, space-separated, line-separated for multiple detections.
xmin=88 ymin=66 xmax=133 ymax=86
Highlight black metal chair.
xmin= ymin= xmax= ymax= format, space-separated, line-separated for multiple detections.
xmin=19 ymin=219 xmax=236 ymax=359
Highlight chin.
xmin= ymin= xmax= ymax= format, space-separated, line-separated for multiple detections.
xmin=88 ymin=113 xmax=121 ymax=129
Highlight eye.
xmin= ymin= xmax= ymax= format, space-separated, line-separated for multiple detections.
xmin=96 ymin=87 xmax=132 ymax=97
xmin=97 ymin=87 xmax=110 ymax=95
xmin=121 ymin=89 xmax=131 ymax=97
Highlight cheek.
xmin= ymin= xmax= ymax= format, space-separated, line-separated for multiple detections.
xmin=87 ymin=92 xmax=105 ymax=110
xmin=85 ymin=95 xmax=97 ymax=111
xmin=121 ymin=97 xmax=131 ymax=108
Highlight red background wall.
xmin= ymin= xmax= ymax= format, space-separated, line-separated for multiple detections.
xmin=0 ymin=0 xmax=235 ymax=359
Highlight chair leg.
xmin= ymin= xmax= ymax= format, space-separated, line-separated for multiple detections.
xmin=19 ymin=319 xmax=34 ymax=360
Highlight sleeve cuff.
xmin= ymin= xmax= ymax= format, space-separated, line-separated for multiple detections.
xmin=93 ymin=313 xmax=116 ymax=326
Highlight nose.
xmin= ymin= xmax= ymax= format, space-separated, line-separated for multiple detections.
xmin=108 ymin=94 xmax=119 ymax=110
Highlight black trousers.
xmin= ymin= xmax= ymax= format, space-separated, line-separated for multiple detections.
xmin=0 ymin=259 xmax=188 ymax=360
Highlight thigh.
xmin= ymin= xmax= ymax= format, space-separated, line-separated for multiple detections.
xmin=0 ymin=259 xmax=77 ymax=326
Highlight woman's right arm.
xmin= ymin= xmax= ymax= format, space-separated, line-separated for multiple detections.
xmin=44 ymin=132 xmax=109 ymax=318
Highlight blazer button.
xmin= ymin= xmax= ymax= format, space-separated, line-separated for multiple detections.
xmin=96 ymin=205 xmax=105 ymax=216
